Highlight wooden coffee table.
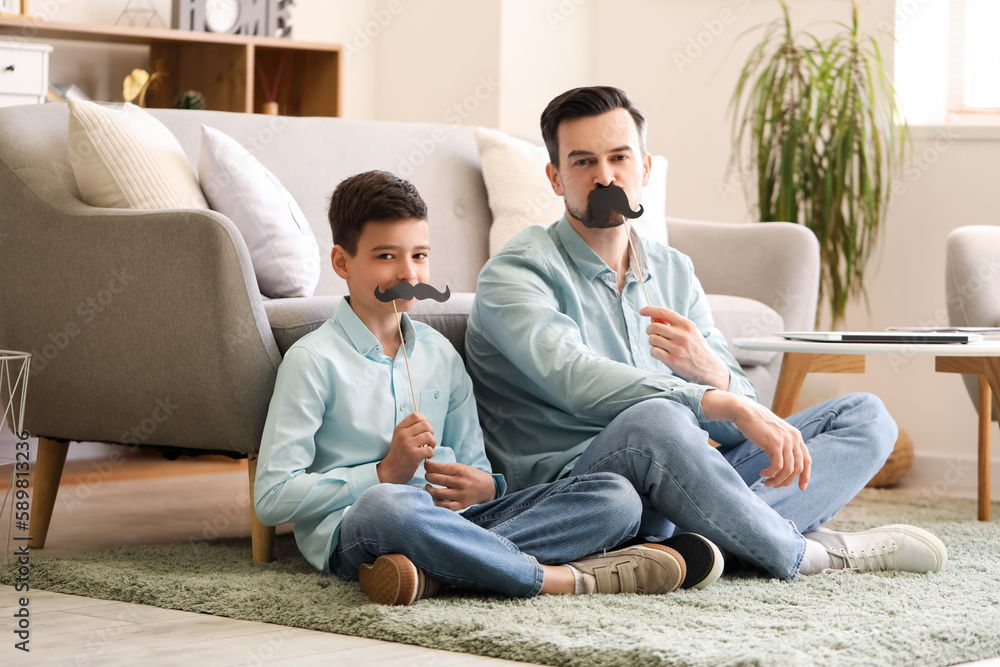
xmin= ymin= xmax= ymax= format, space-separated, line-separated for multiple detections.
xmin=733 ymin=337 xmax=1000 ymax=521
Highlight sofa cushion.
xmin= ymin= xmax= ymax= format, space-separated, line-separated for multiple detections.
xmin=706 ymin=294 xmax=783 ymax=367
xmin=199 ymin=125 xmax=321 ymax=298
xmin=66 ymin=99 xmax=209 ymax=210
xmin=263 ymin=296 xmax=339 ymax=355
xmin=263 ymin=293 xmax=476 ymax=357
xmin=475 ymin=127 xmax=669 ymax=255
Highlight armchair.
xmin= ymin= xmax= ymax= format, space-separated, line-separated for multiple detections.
xmin=946 ymin=225 xmax=1000 ymax=414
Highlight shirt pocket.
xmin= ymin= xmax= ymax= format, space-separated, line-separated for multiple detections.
xmin=419 ymin=389 xmax=451 ymax=437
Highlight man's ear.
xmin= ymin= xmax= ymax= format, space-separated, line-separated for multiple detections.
xmin=545 ymin=162 xmax=564 ymax=197
xmin=331 ymin=245 xmax=350 ymax=280
xmin=641 ymin=152 xmax=652 ymax=188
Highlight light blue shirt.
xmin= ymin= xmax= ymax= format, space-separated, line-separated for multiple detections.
xmin=254 ymin=297 xmax=505 ymax=573
xmin=465 ymin=216 xmax=757 ymax=492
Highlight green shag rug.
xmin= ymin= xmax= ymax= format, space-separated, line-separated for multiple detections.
xmin=4 ymin=489 xmax=1000 ymax=667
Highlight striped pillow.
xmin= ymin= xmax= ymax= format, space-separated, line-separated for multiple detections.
xmin=67 ymin=99 xmax=208 ymax=210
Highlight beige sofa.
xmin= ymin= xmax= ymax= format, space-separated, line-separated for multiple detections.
xmin=0 ymin=104 xmax=819 ymax=562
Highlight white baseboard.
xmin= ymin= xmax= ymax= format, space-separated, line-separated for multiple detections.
xmin=900 ymin=452 xmax=1000 ymax=498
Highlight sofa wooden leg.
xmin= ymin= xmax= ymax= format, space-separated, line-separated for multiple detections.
xmin=29 ymin=437 xmax=70 ymax=549
xmin=247 ymin=453 xmax=275 ymax=563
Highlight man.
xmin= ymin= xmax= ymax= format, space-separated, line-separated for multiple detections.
xmin=465 ymin=86 xmax=946 ymax=579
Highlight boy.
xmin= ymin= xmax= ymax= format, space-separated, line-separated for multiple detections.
xmin=253 ymin=170 xmax=696 ymax=605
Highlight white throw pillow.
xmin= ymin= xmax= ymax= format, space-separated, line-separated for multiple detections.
xmin=475 ymin=127 xmax=668 ymax=255
xmin=198 ymin=125 xmax=320 ymax=298
xmin=66 ymin=98 xmax=208 ymax=210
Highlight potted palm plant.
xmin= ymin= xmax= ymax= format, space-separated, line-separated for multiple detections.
xmin=729 ymin=0 xmax=907 ymax=327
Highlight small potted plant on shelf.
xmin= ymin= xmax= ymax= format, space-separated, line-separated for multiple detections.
xmin=175 ymin=90 xmax=206 ymax=110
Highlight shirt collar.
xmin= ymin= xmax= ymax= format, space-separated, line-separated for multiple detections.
xmin=552 ymin=215 xmax=652 ymax=285
xmin=552 ymin=216 xmax=611 ymax=281
xmin=334 ymin=296 xmax=416 ymax=361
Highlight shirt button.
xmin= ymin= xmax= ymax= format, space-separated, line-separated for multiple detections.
xmin=434 ymin=391 xmax=440 ymax=399
xmin=399 ymin=405 xmax=405 ymax=412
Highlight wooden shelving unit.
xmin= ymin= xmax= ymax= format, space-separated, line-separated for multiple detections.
xmin=0 ymin=17 xmax=341 ymax=116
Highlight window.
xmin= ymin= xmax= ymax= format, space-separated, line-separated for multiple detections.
xmin=950 ymin=0 xmax=1000 ymax=112
xmin=894 ymin=0 xmax=1000 ymax=124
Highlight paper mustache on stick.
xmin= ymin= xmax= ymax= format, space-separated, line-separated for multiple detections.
xmin=582 ymin=184 xmax=644 ymax=229
xmin=373 ymin=282 xmax=452 ymax=303
xmin=374 ymin=282 xmax=451 ymax=415
xmin=579 ymin=185 xmax=659 ymax=317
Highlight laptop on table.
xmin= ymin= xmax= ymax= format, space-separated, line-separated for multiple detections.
xmin=775 ymin=331 xmax=984 ymax=344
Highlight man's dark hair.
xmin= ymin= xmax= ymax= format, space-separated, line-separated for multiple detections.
xmin=540 ymin=86 xmax=647 ymax=165
xmin=327 ymin=170 xmax=428 ymax=255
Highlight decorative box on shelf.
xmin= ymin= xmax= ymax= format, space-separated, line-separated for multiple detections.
xmin=0 ymin=39 xmax=52 ymax=107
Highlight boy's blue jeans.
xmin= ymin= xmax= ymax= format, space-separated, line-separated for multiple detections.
xmin=569 ymin=392 xmax=897 ymax=580
xmin=330 ymin=472 xmax=641 ymax=597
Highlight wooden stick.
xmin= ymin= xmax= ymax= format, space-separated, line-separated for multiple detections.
xmin=625 ymin=220 xmax=652 ymax=308
xmin=392 ymin=300 xmax=418 ymax=412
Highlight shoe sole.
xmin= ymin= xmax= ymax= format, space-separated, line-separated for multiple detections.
xmin=812 ymin=524 xmax=948 ymax=573
xmin=656 ymin=533 xmax=724 ymax=589
xmin=359 ymin=554 xmax=418 ymax=605
xmin=640 ymin=543 xmax=686 ymax=594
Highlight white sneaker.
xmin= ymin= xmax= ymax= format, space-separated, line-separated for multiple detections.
xmin=804 ymin=524 xmax=947 ymax=574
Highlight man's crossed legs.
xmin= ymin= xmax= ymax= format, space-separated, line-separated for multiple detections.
xmin=570 ymin=392 xmax=946 ymax=579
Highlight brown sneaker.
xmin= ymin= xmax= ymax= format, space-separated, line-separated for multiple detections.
xmin=359 ymin=554 xmax=442 ymax=606
xmin=568 ymin=544 xmax=686 ymax=595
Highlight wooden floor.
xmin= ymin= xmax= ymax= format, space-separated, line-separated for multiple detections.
xmin=0 ymin=452 xmax=530 ymax=666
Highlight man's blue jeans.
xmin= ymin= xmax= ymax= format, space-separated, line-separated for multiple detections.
xmin=568 ymin=392 xmax=897 ymax=579
xmin=330 ymin=472 xmax=641 ymax=597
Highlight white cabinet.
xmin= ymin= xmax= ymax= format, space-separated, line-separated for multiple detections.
xmin=0 ymin=40 xmax=51 ymax=107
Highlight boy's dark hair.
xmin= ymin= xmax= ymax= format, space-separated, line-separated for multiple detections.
xmin=540 ymin=86 xmax=647 ymax=166
xmin=327 ymin=170 xmax=428 ymax=255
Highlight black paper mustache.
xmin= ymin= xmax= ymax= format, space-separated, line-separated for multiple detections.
xmin=582 ymin=184 xmax=644 ymax=228
xmin=374 ymin=282 xmax=452 ymax=303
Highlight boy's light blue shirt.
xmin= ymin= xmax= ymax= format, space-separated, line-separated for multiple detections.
xmin=465 ymin=216 xmax=757 ymax=492
xmin=254 ymin=297 xmax=504 ymax=573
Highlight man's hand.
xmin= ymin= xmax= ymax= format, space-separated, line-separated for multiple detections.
xmin=701 ymin=390 xmax=811 ymax=490
xmin=640 ymin=306 xmax=730 ymax=390
xmin=423 ymin=460 xmax=496 ymax=510
xmin=377 ymin=412 xmax=436 ymax=484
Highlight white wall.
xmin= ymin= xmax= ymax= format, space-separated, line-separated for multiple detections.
xmin=373 ymin=0 xmax=502 ymax=127
xmin=11 ymin=0 xmax=1000 ymax=482
xmin=497 ymin=0 xmax=593 ymax=138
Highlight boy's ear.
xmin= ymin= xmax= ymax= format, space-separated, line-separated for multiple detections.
xmin=331 ymin=245 xmax=351 ymax=280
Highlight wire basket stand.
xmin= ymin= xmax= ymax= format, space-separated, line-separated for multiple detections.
xmin=1 ymin=350 xmax=31 ymax=565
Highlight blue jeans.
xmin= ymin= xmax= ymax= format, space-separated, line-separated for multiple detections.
xmin=569 ymin=392 xmax=897 ymax=579
xmin=329 ymin=472 xmax=641 ymax=597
